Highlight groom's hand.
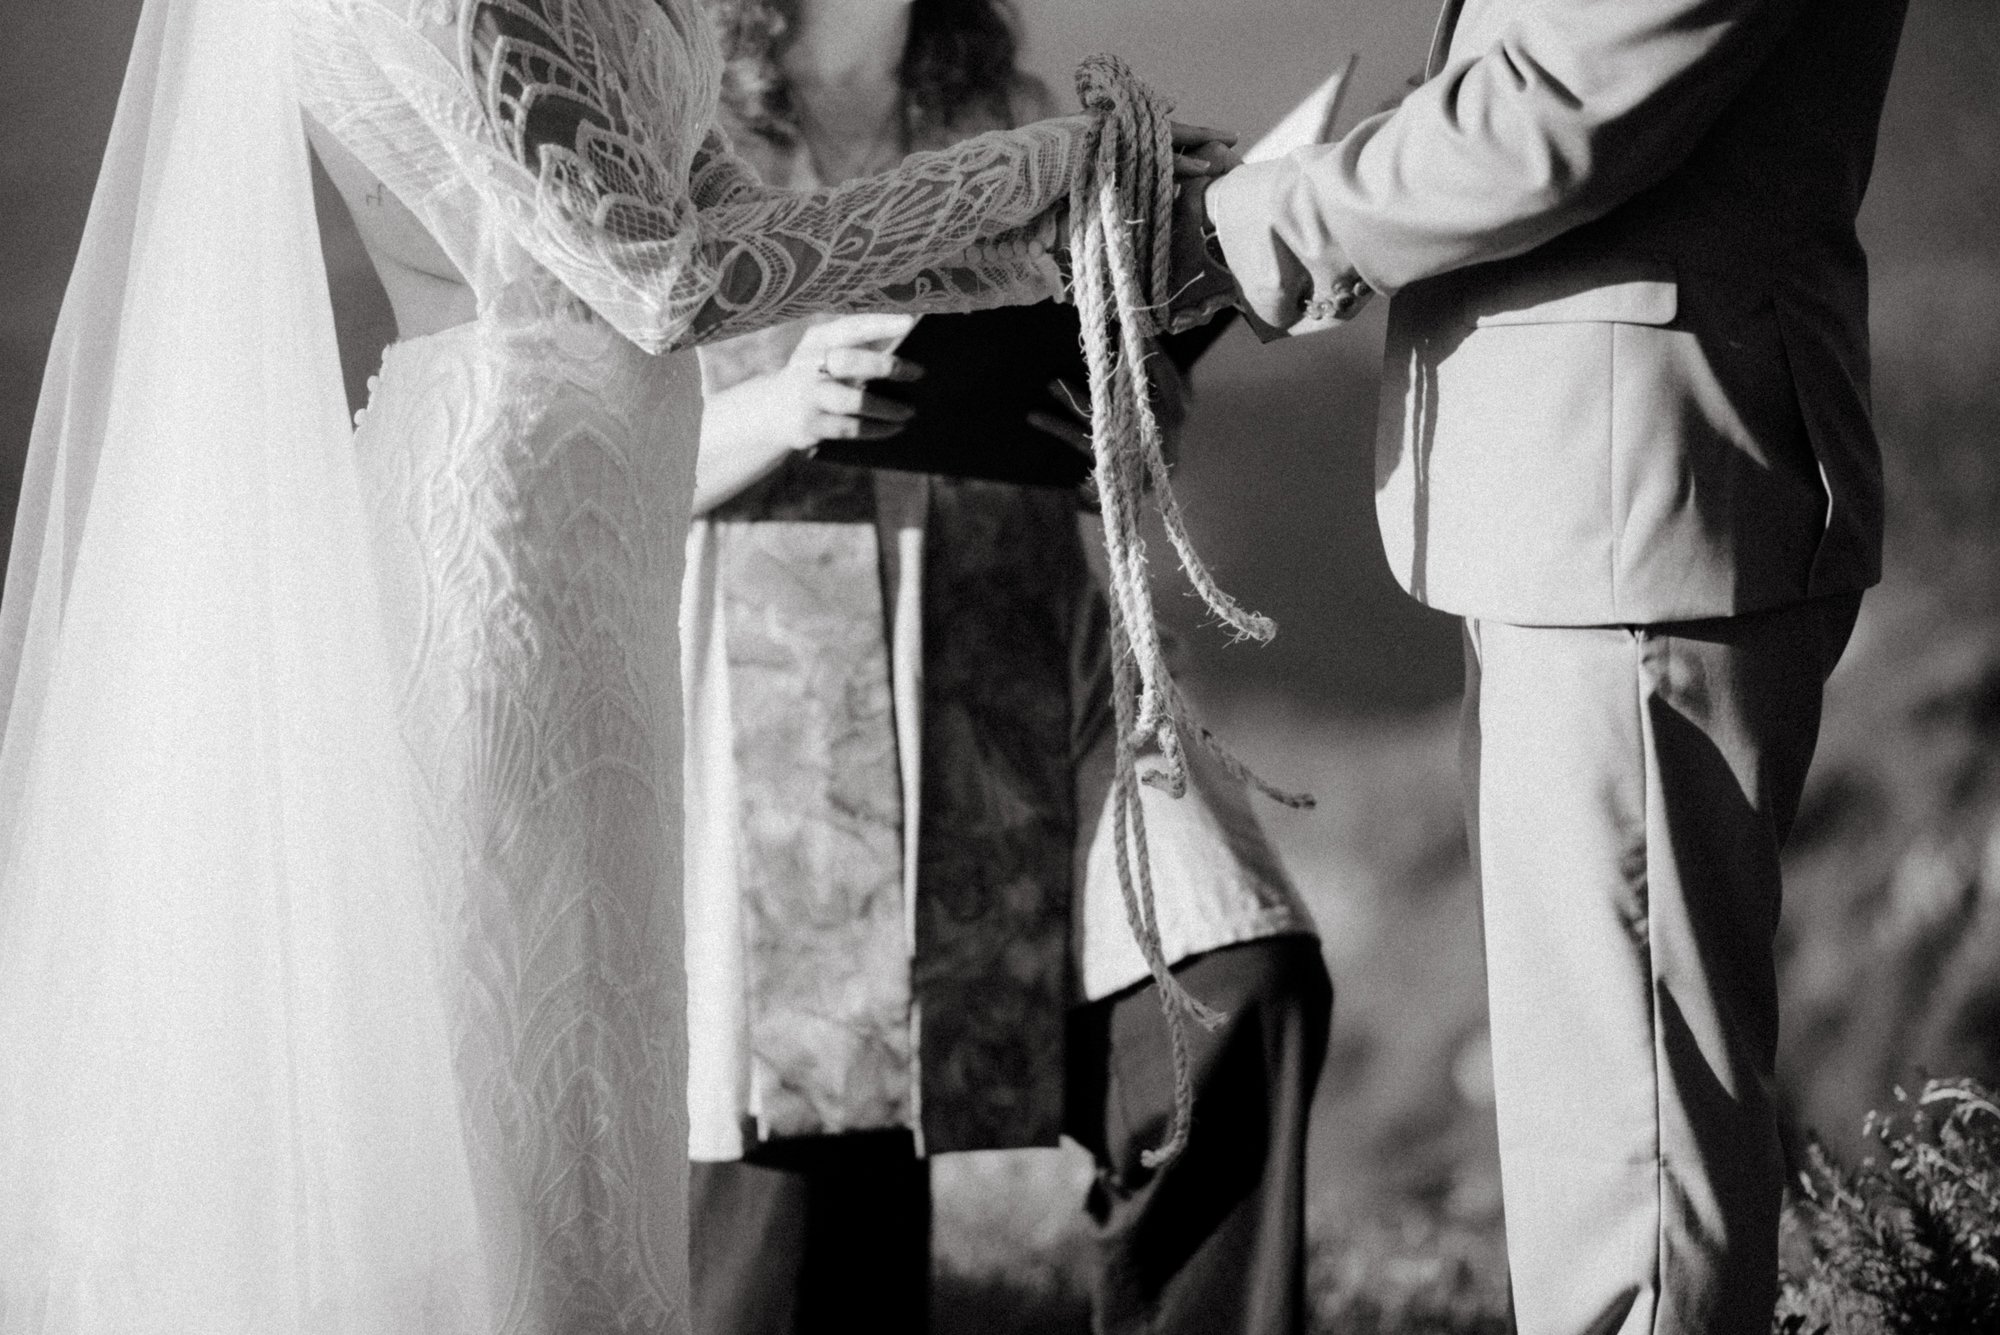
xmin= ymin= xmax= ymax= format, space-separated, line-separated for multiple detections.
xmin=1203 ymin=165 xmax=1373 ymax=336
xmin=1163 ymin=178 xmax=1243 ymax=335
xmin=1160 ymin=125 xmax=1247 ymax=333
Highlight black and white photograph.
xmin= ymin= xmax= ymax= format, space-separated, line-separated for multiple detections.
xmin=1 ymin=0 xmax=1994 ymax=1332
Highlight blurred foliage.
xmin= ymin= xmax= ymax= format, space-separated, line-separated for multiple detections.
xmin=1775 ymin=1077 xmax=2000 ymax=1335
xmin=1861 ymin=0 xmax=2000 ymax=617
xmin=1778 ymin=612 xmax=2000 ymax=1163
xmin=1309 ymin=1206 xmax=1513 ymax=1335
xmin=930 ymin=1264 xmax=1089 ymax=1335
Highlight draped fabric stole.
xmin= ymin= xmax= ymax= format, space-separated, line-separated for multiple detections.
xmin=714 ymin=459 xmax=1080 ymax=1152
xmin=718 ymin=465 xmax=912 ymax=1141
xmin=911 ymin=480 xmax=1078 ymax=1151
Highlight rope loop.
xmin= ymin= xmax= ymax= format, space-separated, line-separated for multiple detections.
xmin=1067 ymin=55 xmax=1316 ymax=1169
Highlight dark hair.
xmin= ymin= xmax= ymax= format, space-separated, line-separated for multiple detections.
xmin=706 ymin=0 xmax=1047 ymax=147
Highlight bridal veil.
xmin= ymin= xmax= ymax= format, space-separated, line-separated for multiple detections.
xmin=0 ymin=0 xmax=490 ymax=1326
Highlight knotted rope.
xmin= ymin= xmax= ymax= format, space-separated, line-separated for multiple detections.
xmin=1068 ymin=56 xmax=1314 ymax=1169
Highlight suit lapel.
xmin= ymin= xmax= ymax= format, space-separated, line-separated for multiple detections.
xmin=1425 ymin=0 xmax=1466 ymax=79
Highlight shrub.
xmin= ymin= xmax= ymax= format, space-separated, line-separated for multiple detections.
xmin=1776 ymin=1076 xmax=2000 ymax=1334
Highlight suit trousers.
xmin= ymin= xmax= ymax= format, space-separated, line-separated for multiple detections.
xmin=687 ymin=934 xmax=1331 ymax=1335
xmin=1459 ymin=593 xmax=1860 ymax=1335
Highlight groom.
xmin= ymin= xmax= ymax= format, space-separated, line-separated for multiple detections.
xmin=1175 ymin=0 xmax=1908 ymax=1331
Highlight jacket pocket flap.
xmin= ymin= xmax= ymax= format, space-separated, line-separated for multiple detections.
xmin=1471 ymin=261 xmax=1679 ymax=327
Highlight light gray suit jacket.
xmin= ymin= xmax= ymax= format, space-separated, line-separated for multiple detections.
xmin=1207 ymin=0 xmax=1908 ymax=625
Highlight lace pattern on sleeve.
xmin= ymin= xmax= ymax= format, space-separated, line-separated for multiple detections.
xmin=471 ymin=0 xmax=1088 ymax=349
xmin=297 ymin=0 xmax=1087 ymax=353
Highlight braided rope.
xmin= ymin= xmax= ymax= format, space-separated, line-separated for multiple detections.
xmin=1068 ymin=56 xmax=1314 ymax=1169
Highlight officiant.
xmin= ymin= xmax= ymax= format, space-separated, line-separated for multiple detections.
xmin=678 ymin=1 xmax=1331 ymax=1332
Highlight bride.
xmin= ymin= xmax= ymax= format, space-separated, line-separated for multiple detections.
xmin=0 ymin=0 xmax=1217 ymax=1329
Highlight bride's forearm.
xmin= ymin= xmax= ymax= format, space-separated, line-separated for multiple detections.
xmin=681 ymin=249 xmax=1062 ymax=349
xmin=659 ymin=121 xmax=1087 ymax=350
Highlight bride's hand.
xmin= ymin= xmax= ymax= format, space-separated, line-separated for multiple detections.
xmin=692 ymin=314 xmax=921 ymax=513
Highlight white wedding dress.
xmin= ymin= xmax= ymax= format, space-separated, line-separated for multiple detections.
xmin=0 ymin=0 xmax=1091 ymax=1330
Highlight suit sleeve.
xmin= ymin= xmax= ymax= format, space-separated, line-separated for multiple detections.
xmin=1206 ymin=0 xmax=1806 ymax=325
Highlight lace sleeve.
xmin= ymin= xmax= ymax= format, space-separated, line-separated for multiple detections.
xmin=474 ymin=0 xmax=1092 ymax=353
xmin=296 ymin=0 xmax=1088 ymax=353
xmin=526 ymin=115 xmax=1087 ymax=351
xmin=685 ymin=129 xmax=767 ymax=211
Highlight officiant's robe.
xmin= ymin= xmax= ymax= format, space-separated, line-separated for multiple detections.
xmin=680 ymin=119 xmax=1313 ymax=1162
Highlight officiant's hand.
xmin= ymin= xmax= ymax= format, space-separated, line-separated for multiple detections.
xmin=779 ymin=314 xmax=924 ymax=447
xmin=691 ymin=314 xmax=922 ymax=514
